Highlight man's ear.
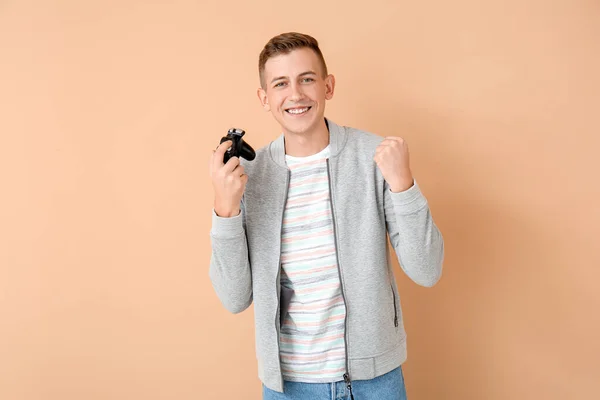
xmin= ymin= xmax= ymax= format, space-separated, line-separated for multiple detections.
xmin=257 ymin=87 xmax=271 ymax=112
xmin=324 ymin=74 xmax=335 ymax=100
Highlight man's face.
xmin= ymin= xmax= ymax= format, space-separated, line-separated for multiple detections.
xmin=257 ymin=48 xmax=335 ymax=136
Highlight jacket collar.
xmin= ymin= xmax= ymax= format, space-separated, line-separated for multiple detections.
xmin=268 ymin=118 xmax=347 ymax=168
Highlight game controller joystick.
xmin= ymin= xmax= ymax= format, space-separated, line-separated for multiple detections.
xmin=220 ymin=128 xmax=256 ymax=164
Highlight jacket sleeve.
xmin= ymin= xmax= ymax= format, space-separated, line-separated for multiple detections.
xmin=384 ymin=179 xmax=444 ymax=287
xmin=208 ymin=197 xmax=253 ymax=313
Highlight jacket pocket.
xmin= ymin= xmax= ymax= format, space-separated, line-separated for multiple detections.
xmin=391 ymin=284 xmax=398 ymax=327
xmin=280 ymin=286 xmax=294 ymax=328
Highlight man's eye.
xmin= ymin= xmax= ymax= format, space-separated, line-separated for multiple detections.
xmin=302 ymin=78 xmax=314 ymax=83
xmin=274 ymin=82 xmax=286 ymax=88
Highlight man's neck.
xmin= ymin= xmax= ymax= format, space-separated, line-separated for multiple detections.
xmin=283 ymin=119 xmax=330 ymax=157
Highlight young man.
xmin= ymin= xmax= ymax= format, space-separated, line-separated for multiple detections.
xmin=209 ymin=32 xmax=444 ymax=400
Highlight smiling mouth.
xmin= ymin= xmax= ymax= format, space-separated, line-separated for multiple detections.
xmin=285 ymin=106 xmax=312 ymax=115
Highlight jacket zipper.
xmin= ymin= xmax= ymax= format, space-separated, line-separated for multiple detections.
xmin=326 ymin=159 xmax=354 ymax=400
xmin=276 ymin=169 xmax=291 ymax=389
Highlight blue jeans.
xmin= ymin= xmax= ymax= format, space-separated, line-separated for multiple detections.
xmin=263 ymin=366 xmax=407 ymax=400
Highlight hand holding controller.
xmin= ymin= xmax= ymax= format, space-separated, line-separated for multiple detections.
xmin=220 ymin=128 xmax=256 ymax=164
xmin=210 ymin=128 xmax=255 ymax=218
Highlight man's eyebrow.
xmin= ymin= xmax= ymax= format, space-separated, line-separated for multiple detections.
xmin=270 ymin=71 xmax=317 ymax=84
xmin=270 ymin=76 xmax=287 ymax=84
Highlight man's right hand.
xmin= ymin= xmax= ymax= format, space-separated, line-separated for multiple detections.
xmin=210 ymin=140 xmax=249 ymax=218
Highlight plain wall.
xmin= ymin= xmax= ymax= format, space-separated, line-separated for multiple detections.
xmin=1 ymin=1 xmax=599 ymax=399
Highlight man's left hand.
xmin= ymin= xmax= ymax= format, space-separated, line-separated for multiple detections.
xmin=374 ymin=136 xmax=414 ymax=193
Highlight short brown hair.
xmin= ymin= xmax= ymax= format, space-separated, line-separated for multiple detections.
xmin=258 ymin=32 xmax=328 ymax=88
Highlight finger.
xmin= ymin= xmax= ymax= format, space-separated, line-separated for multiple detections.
xmin=375 ymin=141 xmax=392 ymax=153
xmin=212 ymin=140 xmax=233 ymax=170
xmin=209 ymin=147 xmax=222 ymax=174
xmin=385 ymin=137 xmax=407 ymax=148
xmin=229 ymin=164 xmax=245 ymax=177
xmin=381 ymin=138 xmax=400 ymax=146
xmin=385 ymin=136 xmax=404 ymax=142
xmin=216 ymin=139 xmax=233 ymax=150
xmin=376 ymin=138 xmax=404 ymax=152
xmin=222 ymin=155 xmax=241 ymax=173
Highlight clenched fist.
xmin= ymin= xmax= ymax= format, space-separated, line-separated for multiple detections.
xmin=210 ymin=140 xmax=249 ymax=217
xmin=374 ymin=136 xmax=414 ymax=193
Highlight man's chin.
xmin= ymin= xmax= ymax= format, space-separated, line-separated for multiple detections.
xmin=284 ymin=124 xmax=313 ymax=135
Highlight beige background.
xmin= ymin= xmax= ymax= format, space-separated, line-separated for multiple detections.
xmin=1 ymin=1 xmax=599 ymax=399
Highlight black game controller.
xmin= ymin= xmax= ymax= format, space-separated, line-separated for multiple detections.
xmin=220 ymin=128 xmax=256 ymax=164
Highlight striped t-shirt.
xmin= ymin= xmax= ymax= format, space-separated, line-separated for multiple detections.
xmin=279 ymin=145 xmax=347 ymax=382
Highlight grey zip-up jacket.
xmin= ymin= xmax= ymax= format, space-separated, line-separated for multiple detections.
xmin=209 ymin=119 xmax=444 ymax=393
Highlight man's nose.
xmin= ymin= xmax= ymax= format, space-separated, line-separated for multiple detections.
xmin=289 ymin=82 xmax=305 ymax=101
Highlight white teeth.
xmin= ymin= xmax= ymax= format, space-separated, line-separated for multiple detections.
xmin=287 ymin=107 xmax=309 ymax=114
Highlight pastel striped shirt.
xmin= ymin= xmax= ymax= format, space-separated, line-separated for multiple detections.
xmin=279 ymin=145 xmax=347 ymax=382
